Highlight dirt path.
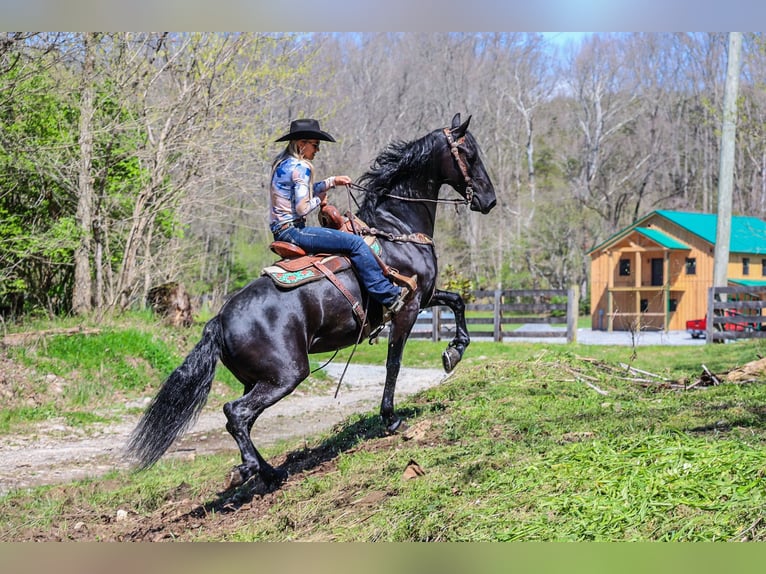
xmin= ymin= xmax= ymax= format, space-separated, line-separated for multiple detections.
xmin=0 ymin=364 xmax=449 ymax=495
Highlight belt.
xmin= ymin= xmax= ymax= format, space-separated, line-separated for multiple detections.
xmin=272 ymin=219 xmax=305 ymax=234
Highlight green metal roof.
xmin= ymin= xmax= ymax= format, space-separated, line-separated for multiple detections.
xmin=729 ymin=279 xmax=766 ymax=287
xmin=634 ymin=227 xmax=690 ymax=250
xmin=656 ymin=210 xmax=766 ymax=254
xmin=589 ymin=210 xmax=766 ymax=255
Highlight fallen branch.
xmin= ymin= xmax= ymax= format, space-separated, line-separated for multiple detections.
xmin=731 ymin=516 xmax=763 ymax=542
xmin=623 ymin=376 xmax=670 ymax=385
xmin=578 ymin=377 xmax=609 ymax=396
xmin=562 ymin=364 xmax=600 ymax=381
xmin=685 ymin=378 xmax=704 ymax=390
xmin=619 ymin=363 xmax=668 ymax=381
xmin=701 ymin=364 xmax=721 ymax=386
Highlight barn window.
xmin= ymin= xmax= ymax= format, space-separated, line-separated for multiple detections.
xmin=762 ymin=259 xmax=766 ymax=277
xmin=619 ymin=259 xmax=631 ymax=276
xmin=743 ymin=257 xmax=750 ymax=276
xmin=685 ymin=257 xmax=696 ymax=275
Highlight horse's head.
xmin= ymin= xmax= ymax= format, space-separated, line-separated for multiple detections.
xmin=441 ymin=113 xmax=497 ymax=214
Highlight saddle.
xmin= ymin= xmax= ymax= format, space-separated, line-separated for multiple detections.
xmin=262 ymin=204 xmax=418 ymax=328
xmin=262 ymin=235 xmax=381 ymax=289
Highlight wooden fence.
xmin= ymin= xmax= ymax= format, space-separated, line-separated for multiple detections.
xmin=706 ymin=285 xmax=766 ymax=343
xmin=380 ymin=287 xmax=578 ymax=343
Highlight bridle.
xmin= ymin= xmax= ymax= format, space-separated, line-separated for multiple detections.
xmin=442 ymin=127 xmax=475 ymax=206
xmin=348 ymin=126 xmax=475 ymax=207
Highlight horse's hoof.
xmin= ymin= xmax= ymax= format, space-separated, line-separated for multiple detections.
xmin=442 ymin=346 xmax=462 ymax=373
xmin=224 ymin=466 xmax=247 ymax=490
xmin=261 ymin=466 xmax=288 ymax=486
xmin=386 ymin=418 xmax=408 ymax=434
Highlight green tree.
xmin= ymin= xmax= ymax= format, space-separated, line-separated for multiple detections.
xmin=0 ymin=40 xmax=78 ymax=316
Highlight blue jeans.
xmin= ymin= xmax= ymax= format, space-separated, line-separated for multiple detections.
xmin=274 ymin=225 xmax=401 ymax=307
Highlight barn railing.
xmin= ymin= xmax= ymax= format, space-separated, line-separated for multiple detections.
xmin=378 ymin=287 xmax=579 ymax=343
xmin=706 ymin=286 xmax=766 ymax=343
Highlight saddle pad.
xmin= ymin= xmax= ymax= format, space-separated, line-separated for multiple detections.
xmin=261 ymin=237 xmax=382 ymax=289
xmin=263 ymin=255 xmax=350 ymax=288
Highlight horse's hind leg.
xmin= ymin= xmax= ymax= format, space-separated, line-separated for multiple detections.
xmin=427 ymin=289 xmax=470 ymax=372
xmin=222 ymin=374 xmax=303 ymax=489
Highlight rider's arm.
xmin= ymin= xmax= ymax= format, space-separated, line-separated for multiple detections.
xmin=292 ymin=164 xmax=321 ymax=217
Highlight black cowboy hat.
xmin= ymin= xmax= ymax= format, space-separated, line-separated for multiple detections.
xmin=275 ymin=118 xmax=337 ymax=142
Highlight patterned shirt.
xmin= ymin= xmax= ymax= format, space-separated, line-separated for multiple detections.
xmin=269 ymin=156 xmax=334 ymax=228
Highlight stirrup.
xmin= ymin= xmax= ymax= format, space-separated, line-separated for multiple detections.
xmin=382 ymin=286 xmax=411 ymax=322
xmin=388 ymin=270 xmax=418 ymax=292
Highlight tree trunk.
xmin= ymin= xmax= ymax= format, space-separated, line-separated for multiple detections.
xmin=72 ymin=32 xmax=97 ymax=315
xmin=147 ymin=282 xmax=193 ymax=327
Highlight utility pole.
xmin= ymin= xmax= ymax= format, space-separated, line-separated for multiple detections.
xmin=713 ymin=32 xmax=742 ymax=289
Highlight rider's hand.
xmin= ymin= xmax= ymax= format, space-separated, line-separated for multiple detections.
xmin=333 ymin=175 xmax=352 ymax=187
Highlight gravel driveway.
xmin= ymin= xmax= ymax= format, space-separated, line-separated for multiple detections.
xmin=0 ymin=364 xmax=449 ymax=495
xmin=512 ymin=325 xmax=705 ymax=346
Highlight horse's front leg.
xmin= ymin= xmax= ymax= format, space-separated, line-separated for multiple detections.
xmin=380 ymin=307 xmax=418 ymax=433
xmin=427 ymin=289 xmax=470 ymax=372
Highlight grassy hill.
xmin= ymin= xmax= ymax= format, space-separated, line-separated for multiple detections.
xmin=1 ymin=315 xmax=766 ymax=541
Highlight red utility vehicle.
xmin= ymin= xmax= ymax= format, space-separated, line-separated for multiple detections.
xmin=686 ymin=310 xmax=759 ymax=339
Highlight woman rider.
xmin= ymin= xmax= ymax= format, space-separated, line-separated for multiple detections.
xmin=269 ymin=118 xmax=410 ymax=317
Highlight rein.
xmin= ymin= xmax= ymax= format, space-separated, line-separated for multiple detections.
xmin=350 ymin=183 xmax=466 ymax=207
xmin=347 ymin=182 xmax=463 ymax=207
xmin=338 ymin=183 xmax=434 ymax=246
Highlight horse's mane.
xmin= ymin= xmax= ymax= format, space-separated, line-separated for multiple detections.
xmin=356 ymin=132 xmax=437 ymax=221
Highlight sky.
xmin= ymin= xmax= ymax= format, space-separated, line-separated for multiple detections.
xmin=0 ymin=0 xmax=762 ymax=31
xmin=541 ymin=32 xmax=593 ymax=47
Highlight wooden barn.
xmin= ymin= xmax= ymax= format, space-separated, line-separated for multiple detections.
xmin=588 ymin=210 xmax=766 ymax=331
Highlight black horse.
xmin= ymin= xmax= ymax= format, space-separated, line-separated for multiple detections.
xmin=126 ymin=113 xmax=497 ymax=488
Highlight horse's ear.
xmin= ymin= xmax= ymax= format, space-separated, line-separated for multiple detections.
xmin=451 ymin=114 xmax=472 ymax=138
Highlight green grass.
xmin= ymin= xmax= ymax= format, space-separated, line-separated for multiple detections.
xmin=318 ymin=336 xmax=763 ymax=380
xmin=2 ymin=336 xmax=766 ymax=541
xmin=0 ymin=313 xmax=361 ymax=434
xmin=0 ymin=405 xmax=58 ymax=433
xmin=3 ymin=312 xmax=763 ymax=415
xmin=0 ymin=319 xmax=189 ymax=433
xmin=10 ymin=328 xmax=180 ymax=391
xmin=2 ymin=312 xmax=765 ymax=541
xmin=226 ymin=350 xmax=766 ymax=542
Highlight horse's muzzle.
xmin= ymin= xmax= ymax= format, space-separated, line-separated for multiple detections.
xmin=472 ymin=196 xmax=496 ymax=214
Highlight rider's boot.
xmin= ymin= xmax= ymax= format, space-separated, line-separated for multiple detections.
xmin=383 ymin=279 xmax=416 ymax=322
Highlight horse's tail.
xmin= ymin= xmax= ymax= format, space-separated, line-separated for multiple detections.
xmin=126 ymin=316 xmax=223 ymax=470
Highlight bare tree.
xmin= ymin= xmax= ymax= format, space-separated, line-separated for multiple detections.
xmin=9 ymin=31 xmax=766 ymax=319
xmin=560 ymin=34 xmax=646 ymax=232
xmin=71 ymin=32 xmax=97 ymax=315
xmin=110 ymin=33 xmax=265 ymax=309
